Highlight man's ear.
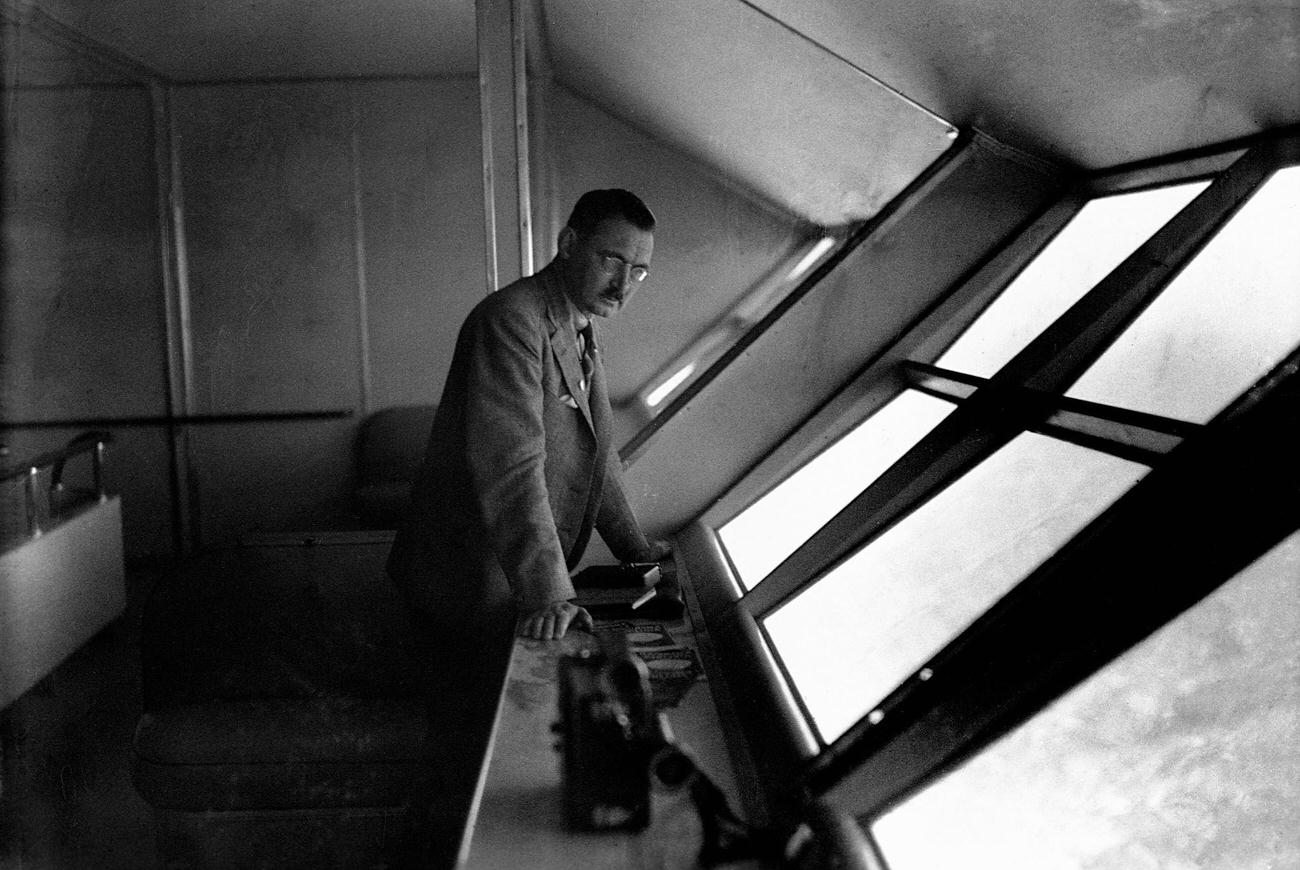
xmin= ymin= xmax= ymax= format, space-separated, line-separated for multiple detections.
xmin=557 ymin=226 xmax=577 ymax=259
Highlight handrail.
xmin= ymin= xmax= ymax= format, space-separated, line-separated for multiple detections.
xmin=1 ymin=430 xmax=113 ymax=538
xmin=51 ymin=430 xmax=111 ymax=494
xmin=0 ymin=409 xmax=354 ymax=431
xmin=1 ymin=410 xmax=354 ymax=549
xmin=0 ymin=430 xmax=113 ymax=484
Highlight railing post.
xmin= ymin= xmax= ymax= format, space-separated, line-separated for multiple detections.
xmin=94 ymin=439 xmax=107 ymax=502
xmin=24 ymin=466 xmax=43 ymax=538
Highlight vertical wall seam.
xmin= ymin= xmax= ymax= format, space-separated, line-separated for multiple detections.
xmin=151 ymin=81 xmax=197 ymax=553
xmin=349 ymin=87 xmax=374 ymax=415
xmin=477 ymin=0 xmax=500 ymax=294
xmin=511 ymin=0 xmax=533 ymax=276
xmin=166 ymin=97 xmax=196 ymax=414
xmin=2 ymin=10 xmax=22 ymax=120
xmin=166 ymin=86 xmax=202 ymax=552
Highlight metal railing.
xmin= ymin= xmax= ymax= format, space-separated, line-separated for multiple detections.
xmin=1 ymin=431 xmax=112 ymax=539
xmin=0 ymin=409 xmax=353 ymax=553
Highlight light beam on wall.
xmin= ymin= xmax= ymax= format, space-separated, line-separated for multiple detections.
xmin=645 ymin=363 xmax=698 ymax=408
xmin=785 ymin=236 xmax=837 ymax=283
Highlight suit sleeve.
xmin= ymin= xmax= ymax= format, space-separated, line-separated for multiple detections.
xmin=595 ymin=451 xmax=657 ymax=562
xmin=462 ymin=302 xmax=576 ymax=611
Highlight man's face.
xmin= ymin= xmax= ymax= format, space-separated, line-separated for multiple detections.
xmin=559 ymin=218 xmax=654 ymax=320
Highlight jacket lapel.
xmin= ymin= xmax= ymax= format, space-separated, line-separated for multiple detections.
xmin=543 ymin=275 xmax=596 ymax=433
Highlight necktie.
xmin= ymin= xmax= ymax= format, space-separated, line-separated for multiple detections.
xmin=578 ymin=324 xmax=595 ymax=392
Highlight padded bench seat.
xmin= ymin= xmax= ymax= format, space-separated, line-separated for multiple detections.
xmin=352 ymin=405 xmax=437 ymax=528
xmin=131 ymin=532 xmax=430 ymax=869
xmin=132 ymin=698 xmax=426 ymax=812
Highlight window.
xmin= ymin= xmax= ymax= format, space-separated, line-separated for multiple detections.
xmin=718 ymin=390 xmax=954 ymax=590
xmin=766 ymin=164 xmax=1300 ymax=738
xmin=765 ymin=434 xmax=1147 ymax=742
xmin=871 ymin=530 xmax=1300 ymax=870
xmin=936 ymin=181 xmax=1207 ymax=376
xmin=718 ymin=180 xmax=1207 ymax=593
xmin=701 ymin=133 xmax=1300 ymax=843
xmin=1065 ymin=165 xmax=1300 ymax=422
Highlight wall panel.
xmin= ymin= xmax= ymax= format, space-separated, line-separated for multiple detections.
xmin=187 ymin=420 xmax=357 ymax=547
xmin=172 ymin=79 xmax=487 ymax=544
xmin=175 ymin=83 xmax=359 ymax=414
xmin=1 ymin=78 xmax=174 ymax=556
xmin=2 ymin=88 xmax=165 ymax=419
xmin=357 ymin=78 xmax=485 ymax=411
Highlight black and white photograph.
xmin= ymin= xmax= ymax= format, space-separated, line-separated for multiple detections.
xmin=2 ymin=1 xmax=1297 ymax=867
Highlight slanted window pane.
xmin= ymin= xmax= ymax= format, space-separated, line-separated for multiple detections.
xmin=718 ymin=391 xmax=954 ymax=590
xmin=1067 ymin=166 xmax=1300 ymax=422
xmin=936 ymin=182 xmax=1208 ymax=377
xmin=764 ymin=434 xmax=1147 ymax=743
xmin=872 ymin=530 xmax=1300 ymax=870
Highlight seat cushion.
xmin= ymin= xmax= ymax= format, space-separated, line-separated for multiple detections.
xmin=132 ymin=698 xmax=428 ymax=811
xmin=356 ymin=405 xmax=436 ymax=485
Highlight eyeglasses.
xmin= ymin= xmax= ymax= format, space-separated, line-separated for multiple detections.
xmin=596 ymin=253 xmax=650 ymax=283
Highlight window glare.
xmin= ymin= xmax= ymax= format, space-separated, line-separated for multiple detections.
xmin=764 ymin=433 xmax=1147 ymax=743
xmin=872 ymin=530 xmax=1300 ymax=870
xmin=1067 ymin=165 xmax=1300 ymax=422
xmin=718 ymin=390 xmax=955 ymax=590
xmin=936 ymin=181 xmax=1209 ymax=377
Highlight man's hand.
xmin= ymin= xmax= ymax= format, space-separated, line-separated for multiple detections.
xmin=519 ymin=600 xmax=594 ymax=640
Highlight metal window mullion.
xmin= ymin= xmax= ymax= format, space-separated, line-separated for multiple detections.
xmin=1008 ymin=137 xmax=1295 ymax=396
xmin=743 ymin=391 xmax=1022 ymax=617
xmin=904 ymin=361 xmax=1200 ymax=462
xmin=806 ymin=345 xmax=1300 ymax=820
xmin=707 ymin=189 xmax=1087 ymax=538
xmin=903 ymin=190 xmax=1088 ymax=367
xmin=1083 ymin=127 xmax=1266 ymax=196
xmin=742 ymin=366 xmax=1198 ymax=618
xmin=797 ymin=127 xmax=1300 ymax=818
xmin=731 ymin=187 xmax=1088 ymax=616
xmin=1032 ymin=418 xmax=1171 ymax=467
xmin=739 ymin=138 xmax=1287 ymax=619
xmin=902 ymin=361 xmax=983 ymax=400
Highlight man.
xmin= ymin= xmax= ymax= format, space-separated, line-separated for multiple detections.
xmin=387 ymin=188 xmax=669 ymax=642
xmin=385 ymin=189 xmax=669 ymax=866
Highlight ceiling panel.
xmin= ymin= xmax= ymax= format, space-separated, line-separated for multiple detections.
xmin=30 ymin=0 xmax=478 ymax=81
xmin=11 ymin=0 xmax=1298 ymax=188
xmin=540 ymin=0 xmax=958 ymax=226
xmin=748 ymin=0 xmax=1300 ymax=169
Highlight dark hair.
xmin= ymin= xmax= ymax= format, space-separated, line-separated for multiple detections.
xmin=564 ymin=189 xmax=656 ymax=236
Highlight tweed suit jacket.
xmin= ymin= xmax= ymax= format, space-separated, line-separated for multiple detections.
xmin=386 ymin=267 xmax=653 ymax=624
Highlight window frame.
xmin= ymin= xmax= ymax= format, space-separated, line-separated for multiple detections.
xmin=744 ymin=139 xmax=1284 ymax=617
xmin=682 ymin=128 xmax=1300 ymax=839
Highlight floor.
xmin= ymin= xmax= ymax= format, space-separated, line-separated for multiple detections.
xmin=0 ymin=565 xmax=160 ymax=870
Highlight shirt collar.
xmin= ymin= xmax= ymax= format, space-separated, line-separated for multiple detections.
xmin=550 ymin=271 xmax=590 ymax=336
